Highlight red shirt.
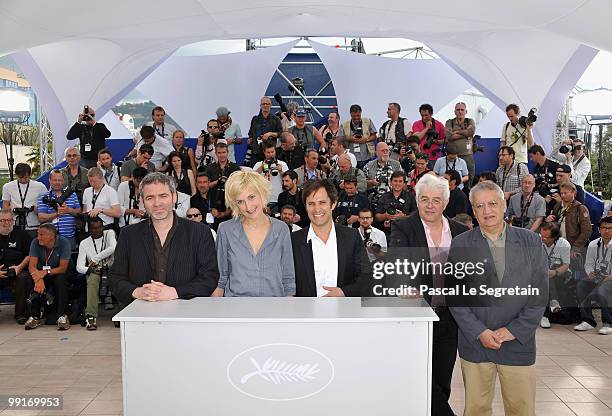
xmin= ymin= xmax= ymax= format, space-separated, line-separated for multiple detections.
xmin=412 ymin=119 xmax=446 ymax=161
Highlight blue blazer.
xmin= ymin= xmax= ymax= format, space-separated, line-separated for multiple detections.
xmin=448 ymin=225 xmax=548 ymax=366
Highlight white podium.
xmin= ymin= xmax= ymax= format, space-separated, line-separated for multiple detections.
xmin=113 ymin=297 xmax=438 ymax=416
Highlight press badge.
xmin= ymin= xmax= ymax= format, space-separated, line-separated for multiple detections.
xmin=84 ymin=143 xmax=92 ymax=152
xmin=206 ymin=213 xmax=214 ymax=224
xmin=42 ymin=265 xmax=51 ymax=271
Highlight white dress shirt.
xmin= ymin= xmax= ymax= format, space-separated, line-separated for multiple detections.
xmin=76 ymin=230 xmax=117 ymax=274
xmin=307 ymin=224 xmax=338 ymax=297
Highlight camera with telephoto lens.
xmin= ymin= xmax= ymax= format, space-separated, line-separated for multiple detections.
xmin=518 ymin=108 xmax=538 ymax=128
xmin=423 ymin=129 xmax=439 ymax=150
xmin=212 ymin=131 xmax=225 ymax=141
xmin=592 ymin=262 xmax=610 ymax=285
xmin=353 ymin=126 xmax=363 ymax=139
xmin=81 ymin=105 xmax=92 ymax=123
xmin=535 ymin=176 xmax=551 ymax=197
xmin=335 ymin=215 xmax=347 ymax=226
xmin=325 ymin=132 xmax=333 ymax=143
xmin=42 ymin=187 xmax=75 ymax=211
xmin=387 ymin=207 xmax=397 ymax=216
xmin=262 ymin=159 xmax=279 ymax=176
xmin=318 ymin=147 xmax=329 ymax=166
xmin=13 ymin=206 xmax=33 ymax=231
xmin=472 ymin=135 xmax=485 ymax=153
xmin=559 ymin=142 xmax=574 ymax=154
xmin=511 ymin=216 xmax=527 ymax=228
xmin=363 ymin=228 xmax=382 ymax=254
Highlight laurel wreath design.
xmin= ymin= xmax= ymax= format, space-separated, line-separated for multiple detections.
xmin=240 ymin=357 xmax=320 ymax=384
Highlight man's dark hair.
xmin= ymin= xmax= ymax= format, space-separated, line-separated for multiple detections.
xmin=305 ymin=148 xmax=319 ymax=159
xmin=540 ymin=222 xmax=560 ymax=239
xmin=282 ymin=170 xmax=298 ymax=181
xmin=599 ymin=216 xmax=612 ymax=227
xmin=390 ymin=171 xmax=406 ymax=181
xmin=499 ymin=145 xmax=515 ymax=158
xmin=140 ymin=125 xmax=155 ymax=140
xmin=445 ymin=169 xmax=462 ymax=186
xmin=528 ymin=144 xmax=545 ymax=156
xmin=478 ymin=171 xmax=497 ymax=183
xmin=151 ymin=106 xmax=165 ymax=116
xmin=419 ymin=104 xmax=433 ymax=114
xmin=359 ymin=207 xmax=373 ymax=216
xmin=39 ymin=223 xmax=58 ymax=236
xmin=87 ymin=216 xmax=104 ymax=228
xmin=139 ymin=143 xmax=154 ymax=156
xmin=302 ymin=179 xmax=338 ymax=206
xmin=416 ymin=153 xmax=429 ymax=161
xmin=207 ymin=119 xmax=218 ymax=128
xmin=196 ymin=172 xmax=210 ymax=180
xmin=343 ymin=176 xmax=358 ymax=186
xmin=389 ymin=102 xmax=401 ymax=113
xmin=505 ymin=103 xmax=520 ymax=113
xmin=132 ymin=167 xmax=148 ymax=180
xmin=15 ymin=163 xmax=31 ymax=177
xmin=349 ymin=104 xmax=362 ymax=113
xmin=280 ymin=204 xmax=297 ymax=215
xmin=98 ymin=148 xmax=112 ymax=158
xmin=263 ymin=140 xmax=276 ymax=150
xmin=406 ymin=135 xmax=420 ymax=146
xmin=215 ymin=142 xmax=228 ymax=151
xmin=329 ymin=110 xmax=340 ymax=120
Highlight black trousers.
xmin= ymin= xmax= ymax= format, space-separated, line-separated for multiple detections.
xmin=12 ymin=271 xmax=32 ymax=318
xmin=25 ymin=273 xmax=69 ymax=318
xmin=432 ymin=308 xmax=458 ymax=416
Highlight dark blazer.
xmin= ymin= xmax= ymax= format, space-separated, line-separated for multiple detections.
xmin=291 ymin=225 xmax=371 ymax=297
xmin=447 ymin=225 xmax=548 ymax=365
xmin=109 ymin=217 xmax=219 ymax=306
xmin=390 ymin=212 xmax=468 ymax=302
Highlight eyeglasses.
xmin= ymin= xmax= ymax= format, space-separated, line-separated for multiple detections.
xmin=600 ymin=226 xmax=612 ymax=231
xmin=186 ymin=213 xmax=201 ymax=218
xmin=473 ymin=201 xmax=501 ymax=211
xmin=359 ymin=216 xmax=373 ymax=220
xmin=418 ymin=197 xmax=444 ymax=206
xmin=66 ymin=154 xmax=78 ymax=158
xmin=208 ymin=125 xmax=219 ymax=129
xmin=0 ymin=218 xmax=13 ymax=223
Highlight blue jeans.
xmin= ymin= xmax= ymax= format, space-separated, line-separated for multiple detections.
xmin=577 ymin=280 xmax=612 ymax=326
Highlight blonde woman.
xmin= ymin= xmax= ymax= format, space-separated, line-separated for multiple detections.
xmin=212 ymin=171 xmax=295 ymax=297
xmin=171 ymin=129 xmax=197 ymax=174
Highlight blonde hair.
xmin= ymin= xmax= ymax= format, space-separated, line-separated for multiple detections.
xmin=172 ymin=129 xmax=186 ymax=140
xmin=224 ymin=171 xmax=271 ymax=219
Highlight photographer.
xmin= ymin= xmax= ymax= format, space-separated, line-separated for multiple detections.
xmin=120 ymin=143 xmax=155 ymax=182
xmin=445 ymin=102 xmax=476 ymax=183
xmin=280 ymin=205 xmax=302 ymax=232
xmin=66 ymin=105 xmax=111 ymax=169
xmin=0 ymin=208 xmax=32 ymax=324
xmin=328 ymin=155 xmax=367 ymax=194
xmin=529 ymin=144 xmax=561 ymax=213
xmin=246 ymin=96 xmax=283 ymax=166
xmin=76 ymin=217 xmax=116 ymax=330
xmin=333 ymin=176 xmax=371 ymax=228
xmin=412 ymin=103 xmax=446 ymax=167
xmin=196 ymin=119 xmax=221 ymax=171
xmin=190 ymin=172 xmax=212 ymax=221
xmin=505 ymin=174 xmax=546 ymax=232
xmin=280 ymin=101 xmax=298 ymax=131
xmin=575 ymin=217 xmax=612 ymax=334
xmin=408 ymin=153 xmax=431 ymax=193
xmin=341 ymin=104 xmax=377 ymax=169
xmin=379 ymin=102 xmax=412 ymax=161
xmin=253 ymin=141 xmax=289 ymax=215
xmin=61 ymin=147 xmax=90 ymax=204
xmin=495 ymin=146 xmax=529 ymax=200
xmin=24 ymin=224 xmax=71 ymax=331
xmin=2 ymin=163 xmax=47 ymax=237
xmin=216 ymin=106 xmax=243 ymax=164
xmin=294 ymin=149 xmax=327 ymax=187
xmin=375 ymin=171 xmax=417 ymax=234
xmin=501 ymin=103 xmax=536 ymax=164
xmin=363 ymin=142 xmax=402 ymax=200
xmin=277 ymin=132 xmax=305 ymax=170
xmin=329 ymin=137 xmax=357 ymax=169
xmin=318 ymin=111 xmax=344 ymax=146
xmin=172 ymin=129 xmax=197 ymax=174
xmin=288 ymin=108 xmax=325 ymax=149
xmin=117 ymin=167 xmax=148 ymax=227
xmin=133 ymin=125 xmax=174 ymax=170
xmin=357 ymin=207 xmax=387 ymax=262
xmin=399 ymin=135 xmax=420 ymax=173
xmin=83 ymin=168 xmax=121 ymax=231
xmin=37 ymin=170 xmax=81 ymax=249
xmin=443 ymin=170 xmax=470 ymax=219
xmin=278 ymin=171 xmax=307 ymax=227
xmin=96 ymin=149 xmax=121 ymax=191
xmin=539 ymin=222 xmax=572 ymax=328
xmin=552 ymin=138 xmax=590 ymax=203
xmin=143 ymin=106 xmax=177 ymax=144
xmin=433 ymin=147 xmax=469 ymax=190
xmin=205 ymin=143 xmax=240 ymax=229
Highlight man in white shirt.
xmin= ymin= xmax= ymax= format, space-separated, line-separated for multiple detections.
xmin=357 ymin=207 xmax=387 ymax=262
xmin=2 ymin=163 xmax=47 ymax=237
xmin=133 ymin=125 xmax=175 ymax=169
xmin=329 ymin=137 xmax=357 ymax=169
xmin=96 ymin=149 xmax=121 ymax=190
xmin=432 ymin=148 xmax=469 ymax=189
xmin=146 ymin=106 xmax=177 ymax=144
xmin=82 ymin=167 xmax=121 ymax=230
xmin=552 ymin=138 xmax=591 ymax=204
xmin=280 ymin=205 xmax=302 ymax=232
xmin=117 ymin=167 xmax=148 ymax=228
xmin=290 ymin=179 xmax=369 ymax=297
xmin=76 ymin=217 xmax=116 ymax=330
xmin=539 ymin=222 xmax=572 ymax=328
xmin=253 ymin=141 xmax=289 ymax=215
xmin=174 ymin=191 xmax=191 ymax=218
xmin=501 ymin=103 xmax=535 ymax=164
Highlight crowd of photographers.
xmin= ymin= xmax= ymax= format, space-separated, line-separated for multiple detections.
xmin=0 ymin=98 xmax=609 ymax=340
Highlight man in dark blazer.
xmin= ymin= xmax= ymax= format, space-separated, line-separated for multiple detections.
xmin=447 ymin=181 xmax=547 ymax=416
xmin=291 ymin=179 xmax=370 ymax=297
xmin=390 ymin=174 xmax=468 ymax=416
xmin=109 ymin=173 xmax=219 ymax=307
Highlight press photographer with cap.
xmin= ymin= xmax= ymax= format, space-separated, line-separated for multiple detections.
xmin=66 ymin=105 xmax=111 ymax=169
xmin=216 ymin=106 xmax=243 ymax=164
xmin=288 ymin=107 xmax=325 ymax=149
xmin=552 ymin=138 xmax=590 ymax=204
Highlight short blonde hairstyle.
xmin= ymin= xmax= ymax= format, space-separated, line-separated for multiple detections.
xmin=224 ymin=170 xmax=271 ymax=218
xmin=172 ymin=129 xmax=186 ymax=139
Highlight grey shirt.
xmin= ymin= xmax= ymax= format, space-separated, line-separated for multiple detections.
xmin=216 ymin=217 xmax=296 ymax=297
xmin=481 ymin=223 xmax=507 ymax=282
xmin=506 ymin=192 xmax=546 ymax=229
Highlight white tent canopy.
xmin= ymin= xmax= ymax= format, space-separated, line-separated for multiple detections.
xmin=1 ymin=0 xmax=607 ymax=161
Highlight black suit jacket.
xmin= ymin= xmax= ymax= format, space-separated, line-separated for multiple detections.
xmin=109 ymin=217 xmax=219 ymax=305
xmin=291 ymin=225 xmax=371 ymax=297
xmin=389 ymin=212 xmax=468 ymax=302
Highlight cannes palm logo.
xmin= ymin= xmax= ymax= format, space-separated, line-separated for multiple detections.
xmin=227 ymin=343 xmax=335 ymax=401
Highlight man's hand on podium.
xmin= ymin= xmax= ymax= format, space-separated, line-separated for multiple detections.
xmin=322 ymin=286 xmax=345 ymax=297
xmin=132 ymin=281 xmax=178 ymax=301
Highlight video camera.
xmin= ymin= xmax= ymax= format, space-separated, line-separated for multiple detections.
xmin=518 ymin=108 xmax=538 ymax=128
xmin=13 ymin=207 xmax=33 ymax=231
xmin=559 ymin=142 xmax=574 ymax=154
xmin=42 ymin=188 xmax=75 ymax=211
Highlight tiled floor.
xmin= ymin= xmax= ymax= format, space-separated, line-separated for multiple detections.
xmin=1 ymin=307 xmax=612 ymax=415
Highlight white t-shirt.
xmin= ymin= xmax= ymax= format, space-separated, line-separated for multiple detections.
xmin=252 ymin=160 xmax=289 ymax=203
xmin=117 ymin=180 xmax=144 ymax=227
xmin=543 ymin=237 xmax=571 ymax=269
xmin=134 ymin=137 xmax=175 ymax=169
xmin=83 ymin=185 xmax=120 ymax=226
xmin=307 ymin=224 xmax=338 ymax=297
xmin=76 ymin=230 xmax=117 ymax=274
xmin=175 ymin=192 xmax=191 ymax=218
xmin=2 ymin=179 xmax=48 ymax=230
xmin=359 ymin=226 xmax=388 ymax=262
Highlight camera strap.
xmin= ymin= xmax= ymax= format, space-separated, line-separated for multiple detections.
xmin=500 ymin=161 xmax=515 ymax=191
xmin=545 ymin=239 xmax=558 ymax=261
xmin=91 ymin=185 xmax=105 ymax=209
xmin=445 ymin=157 xmax=457 ymax=172
xmin=597 ymin=239 xmax=610 ymax=270
xmin=17 ymin=181 xmax=31 ymax=208
xmin=520 ymin=192 xmax=534 ymax=219
xmin=506 ymin=122 xmax=527 ymax=147
xmin=154 ymin=123 xmax=165 ymax=139
xmin=91 ymin=233 xmax=107 ymax=255
xmin=574 ymin=155 xmax=585 ymax=168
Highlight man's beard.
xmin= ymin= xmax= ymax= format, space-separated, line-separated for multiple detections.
xmin=281 ymin=184 xmax=289 ymax=191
